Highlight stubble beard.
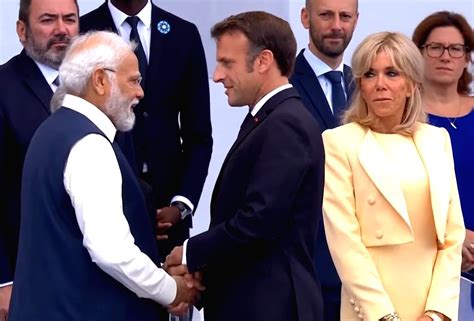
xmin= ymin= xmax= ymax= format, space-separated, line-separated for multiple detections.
xmin=310 ymin=25 xmax=352 ymax=59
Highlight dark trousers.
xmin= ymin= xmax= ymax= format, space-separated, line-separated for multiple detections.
xmin=322 ymin=284 xmax=341 ymax=321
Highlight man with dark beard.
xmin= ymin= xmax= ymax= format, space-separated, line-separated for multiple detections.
xmin=8 ymin=31 xmax=199 ymax=321
xmin=0 ymin=0 xmax=78 ymax=318
xmin=289 ymin=0 xmax=358 ymax=320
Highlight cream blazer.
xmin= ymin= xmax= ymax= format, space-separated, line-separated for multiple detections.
xmin=322 ymin=122 xmax=465 ymax=321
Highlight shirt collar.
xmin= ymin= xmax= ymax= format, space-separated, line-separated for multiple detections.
xmin=250 ymin=84 xmax=293 ymax=116
xmin=62 ymin=94 xmax=117 ymax=142
xmin=303 ymin=47 xmax=345 ymax=77
xmin=34 ymin=60 xmax=58 ymax=87
xmin=108 ymin=0 xmax=152 ymax=30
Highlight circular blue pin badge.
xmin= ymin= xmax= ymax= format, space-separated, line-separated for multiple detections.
xmin=157 ymin=20 xmax=171 ymax=34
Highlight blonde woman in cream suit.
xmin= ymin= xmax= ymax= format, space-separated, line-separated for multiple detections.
xmin=322 ymin=32 xmax=465 ymax=321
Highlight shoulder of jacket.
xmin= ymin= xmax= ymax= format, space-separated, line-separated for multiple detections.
xmin=323 ymin=122 xmax=365 ymax=138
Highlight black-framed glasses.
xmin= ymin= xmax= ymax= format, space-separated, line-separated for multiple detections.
xmin=421 ymin=43 xmax=469 ymax=58
xmin=103 ymin=68 xmax=142 ymax=86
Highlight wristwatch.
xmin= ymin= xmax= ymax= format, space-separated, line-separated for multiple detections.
xmin=424 ymin=311 xmax=443 ymax=321
xmin=172 ymin=201 xmax=192 ymax=220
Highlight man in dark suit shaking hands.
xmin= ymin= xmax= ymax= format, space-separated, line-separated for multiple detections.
xmin=0 ymin=0 xmax=79 ymax=318
xmin=290 ymin=1 xmax=359 ymax=319
xmin=164 ymin=11 xmax=325 ymax=321
xmin=80 ymin=0 xmax=213 ymax=259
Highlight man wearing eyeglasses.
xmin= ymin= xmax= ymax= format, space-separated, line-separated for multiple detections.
xmin=8 ymin=31 xmax=200 ymax=321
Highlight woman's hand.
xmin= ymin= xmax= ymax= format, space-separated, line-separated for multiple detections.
xmin=461 ymin=229 xmax=474 ymax=272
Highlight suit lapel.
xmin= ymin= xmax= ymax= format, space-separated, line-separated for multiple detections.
xmin=145 ymin=5 xmax=166 ymax=92
xmin=18 ymin=51 xmax=53 ymax=115
xmin=224 ymin=88 xmax=296 ymax=166
xmin=358 ymin=129 xmax=412 ymax=228
xmin=294 ymin=52 xmax=335 ymax=129
xmin=413 ymin=126 xmax=450 ymax=241
xmin=343 ymin=64 xmax=355 ymax=104
xmin=90 ymin=3 xmax=118 ymax=32
xmin=211 ymin=88 xmax=298 ymax=211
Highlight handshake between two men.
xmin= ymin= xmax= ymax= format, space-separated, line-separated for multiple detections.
xmin=164 ymin=246 xmax=205 ymax=316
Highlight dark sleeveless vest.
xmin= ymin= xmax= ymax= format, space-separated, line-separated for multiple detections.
xmin=9 ymin=107 xmax=161 ymax=321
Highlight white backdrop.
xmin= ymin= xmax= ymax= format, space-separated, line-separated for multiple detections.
xmin=0 ymin=0 xmax=472 ymax=236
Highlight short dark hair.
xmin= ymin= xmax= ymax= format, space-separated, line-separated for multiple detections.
xmin=19 ymin=0 xmax=79 ymax=24
xmin=412 ymin=11 xmax=473 ymax=95
xmin=211 ymin=11 xmax=296 ymax=77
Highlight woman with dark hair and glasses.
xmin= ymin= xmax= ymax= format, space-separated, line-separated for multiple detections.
xmin=413 ymin=11 xmax=474 ymax=276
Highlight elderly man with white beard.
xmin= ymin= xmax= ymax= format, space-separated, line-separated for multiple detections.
xmin=8 ymin=31 xmax=200 ymax=321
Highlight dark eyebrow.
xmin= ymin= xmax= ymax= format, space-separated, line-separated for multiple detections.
xmin=38 ymin=12 xmax=77 ymax=19
xmin=64 ymin=13 xmax=78 ymax=18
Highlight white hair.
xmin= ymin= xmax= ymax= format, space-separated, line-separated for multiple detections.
xmin=55 ymin=31 xmax=136 ymax=100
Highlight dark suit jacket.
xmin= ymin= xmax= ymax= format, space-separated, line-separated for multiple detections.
xmin=186 ymin=88 xmax=324 ymax=321
xmin=290 ymin=49 xmax=354 ymax=132
xmin=80 ymin=3 xmax=212 ymax=256
xmin=290 ymin=49 xmax=355 ymax=317
xmin=0 ymin=51 xmax=52 ymax=283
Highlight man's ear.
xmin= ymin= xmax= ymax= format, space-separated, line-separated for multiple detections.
xmin=91 ymin=68 xmax=109 ymax=96
xmin=301 ymin=7 xmax=310 ymax=30
xmin=255 ymin=49 xmax=274 ymax=73
xmin=16 ymin=20 xmax=27 ymax=44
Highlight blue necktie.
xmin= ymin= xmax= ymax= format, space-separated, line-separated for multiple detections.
xmin=53 ymin=76 xmax=60 ymax=87
xmin=125 ymin=16 xmax=147 ymax=87
xmin=325 ymin=71 xmax=347 ymax=122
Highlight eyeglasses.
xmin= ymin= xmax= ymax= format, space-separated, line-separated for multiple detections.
xmin=103 ymin=68 xmax=142 ymax=86
xmin=421 ymin=43 xmax=469 ymax=59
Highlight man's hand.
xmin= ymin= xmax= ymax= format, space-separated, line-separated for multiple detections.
xmin=164 ymin=246 xmax=205 ymax=316
xmin=164 ymin=246 xmax=184 ymax=271
xmin=462 ymin=229 xmax=474 ymax=272
xmin=0 ymin=284 xmax=12 ymax=320
xmin=156 ymin=206 xmax=180 ymax=240
xmin=167 ymin=275 xmax=200 ymax=316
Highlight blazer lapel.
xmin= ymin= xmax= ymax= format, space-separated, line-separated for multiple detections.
xmin=211 ymin=88 xmax=298 ymax=212
xmin=358 ymin=129 xmax=412 ymax=228
xmin=18 ymin=51 xmax=53 ymax=115
xmin=90 ymin=3 xmax=118 ymax=32
xmin=294 ymin=51 xmax=335 ymax=129
xmin=145 ymin=5 xmax=166 ymax=92
xmin=413 ymin=126 xmax=450 ymax=242
xmin=343 ymin=64 xmax=355 ymax=104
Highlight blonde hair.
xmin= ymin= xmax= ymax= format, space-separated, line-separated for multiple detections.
xmin=343 ymin=32 xmax=426 ymax=135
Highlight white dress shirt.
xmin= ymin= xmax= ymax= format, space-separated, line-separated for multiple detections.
xmin=62 ymin=94 xmax=176 ymax=305
xmin=250 ymin=83 xmax=293 ymax=116
xmin=108 ymin=0 xmax=194 ymax=213
xmin=108 ymin=0 xmax=151 ymax=61
xmin=303 ymin=48 xmax=347 ymax=113
xmin=35 ymin=60 xmax=59 ymax=92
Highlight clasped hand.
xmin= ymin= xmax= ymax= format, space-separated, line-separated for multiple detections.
xmin=462 ymin=229 xmax=474 ymax=272
xmin=164 ymin=246 xmax=205 ymax=316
